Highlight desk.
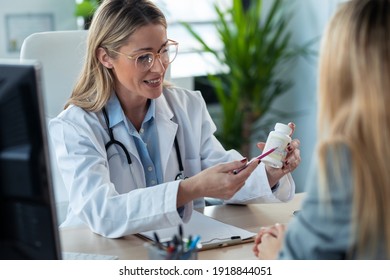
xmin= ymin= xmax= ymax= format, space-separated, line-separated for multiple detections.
xmin=60 ymin=193 xmax=304 ymax=260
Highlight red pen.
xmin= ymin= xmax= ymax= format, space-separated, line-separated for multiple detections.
xmin=233 ymin=147 xmax=278 ymax=174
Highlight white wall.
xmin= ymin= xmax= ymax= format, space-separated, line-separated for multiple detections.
xmin=0 ymin=0 xmax=77 ymax=59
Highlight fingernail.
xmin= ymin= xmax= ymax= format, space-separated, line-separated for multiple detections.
xmin=240 ymin=157 xmax=247 ymax=163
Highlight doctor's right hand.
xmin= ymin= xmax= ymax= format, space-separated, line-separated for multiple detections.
xmin=176 ymin=158 xmax=259 ymax=207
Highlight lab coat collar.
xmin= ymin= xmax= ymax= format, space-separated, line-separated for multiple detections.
xmin=155 ymin=89 xmax=178 ymax=176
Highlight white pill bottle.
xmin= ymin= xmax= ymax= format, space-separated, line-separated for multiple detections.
xmin=261 ymin=123 xmax=292 ymax=168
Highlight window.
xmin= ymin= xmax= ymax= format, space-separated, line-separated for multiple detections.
xmin=153 ymin=0 xmax=231 ymax=78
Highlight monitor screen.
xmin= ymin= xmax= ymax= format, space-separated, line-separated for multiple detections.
xmin=0 ymin=60 xmax=61 ymax=259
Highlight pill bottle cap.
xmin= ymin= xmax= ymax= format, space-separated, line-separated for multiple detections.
xmin=275 ymin=123 xmax=292 ymax=135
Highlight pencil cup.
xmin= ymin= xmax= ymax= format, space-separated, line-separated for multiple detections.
xmin=145 ymin=241 xmax=199 ymax=260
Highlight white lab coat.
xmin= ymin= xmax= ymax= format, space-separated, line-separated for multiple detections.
xmin=49 ymin=86 xmax=295 ymax=238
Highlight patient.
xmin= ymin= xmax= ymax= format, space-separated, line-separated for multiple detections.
xmin=253 ymin=0 xmax=390 ymax=259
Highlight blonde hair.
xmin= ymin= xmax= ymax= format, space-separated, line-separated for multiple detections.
xmin=317 ymin=0 xmax=390 ymax=258
xmin=65 ymin=0 xmax=167 ymax=111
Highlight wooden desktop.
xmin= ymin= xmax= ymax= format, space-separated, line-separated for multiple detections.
xmin=60 ymin=193 xmax=304 ymax=260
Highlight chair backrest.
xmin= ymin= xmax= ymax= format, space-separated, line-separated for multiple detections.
xmin=20 ymin=30 xmax=88 ymax=119
xmin=20 ymin=30 xmax=88 ymax=224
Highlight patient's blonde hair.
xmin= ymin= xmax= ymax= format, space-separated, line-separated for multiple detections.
xmin=317 ymin=0 xmax=390 ymax=258
xmin=65 ymin=0 xmax=167 ymax=111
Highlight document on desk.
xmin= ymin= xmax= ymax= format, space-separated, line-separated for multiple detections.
xmin=139 ymin=211 xmax=256 ymax=250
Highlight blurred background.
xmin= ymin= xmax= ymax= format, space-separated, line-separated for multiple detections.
xmin=0 ymin=0 xmax=346 ymax=193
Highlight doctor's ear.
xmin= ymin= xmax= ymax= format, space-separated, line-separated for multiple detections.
xmin=96 ymin=47 xmax=113 ymax=69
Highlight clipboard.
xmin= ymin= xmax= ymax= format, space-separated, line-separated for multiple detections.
xmin=138 ymin=211 xmax=256 ymax=251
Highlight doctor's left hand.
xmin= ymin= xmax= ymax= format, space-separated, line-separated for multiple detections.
xmin=177 ymin=158 xmax=259 ymax=207
xmin=259 ymin=122 xmax=301 ymax=187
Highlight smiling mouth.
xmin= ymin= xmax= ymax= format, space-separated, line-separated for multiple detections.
xmin=144 ymin=78 xmax=161 ymax=84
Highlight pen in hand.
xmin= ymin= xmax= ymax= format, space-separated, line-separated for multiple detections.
xmin=233 ymin=147 xmax=278 ymax=174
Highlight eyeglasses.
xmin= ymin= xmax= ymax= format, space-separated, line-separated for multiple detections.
xmin=110 ymin=39 xmax=178 ymax=72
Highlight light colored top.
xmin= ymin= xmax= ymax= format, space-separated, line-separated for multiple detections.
xmin=279 ymin=146 xmax=386 ymax=259
xmin=49 ymin=86 xmax=295 ymax=238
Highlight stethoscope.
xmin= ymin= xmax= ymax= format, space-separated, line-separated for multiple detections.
xmin=102 ymin=107 xmax=186 ymax=180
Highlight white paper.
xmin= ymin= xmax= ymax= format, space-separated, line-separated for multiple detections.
xmin=140 ymin=211 xmax=256 ymax=250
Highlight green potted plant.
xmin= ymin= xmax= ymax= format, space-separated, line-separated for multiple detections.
xmin=182 ymin=0 xmax=314 ymax=156
xmin=75 ymin=0 xmax=101 ymax=29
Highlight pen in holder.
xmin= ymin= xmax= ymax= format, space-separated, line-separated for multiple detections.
xmin=146 ymin=226 xmax=201 ymax=260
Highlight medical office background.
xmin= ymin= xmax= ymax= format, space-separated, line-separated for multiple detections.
xmin=1 ymin=0 xmax=345 ymax=207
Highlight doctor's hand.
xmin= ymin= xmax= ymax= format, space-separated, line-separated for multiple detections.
xmin=253 ymin=223 xmax=286 ymax=260
xmin=177 ymin=158 xmax=259 ymax=207
xmin=258 ymin=122 xmax=301 ymax=187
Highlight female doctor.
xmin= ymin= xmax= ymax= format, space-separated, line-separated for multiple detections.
xmin=49 ymin=0 xmax=301 ymax=238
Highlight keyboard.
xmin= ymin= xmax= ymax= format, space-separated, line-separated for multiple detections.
xmin=62 ymin=252 xmax=118 ymax=260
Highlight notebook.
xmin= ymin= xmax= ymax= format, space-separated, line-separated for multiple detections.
xmin=139 ymin=211 xmax=256 ymax=250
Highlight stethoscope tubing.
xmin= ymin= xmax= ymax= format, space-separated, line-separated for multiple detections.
xmin=102 ymin=107 xmax=185 ymax=180
xmin=102 ymin=107 xmax=132 ymax=164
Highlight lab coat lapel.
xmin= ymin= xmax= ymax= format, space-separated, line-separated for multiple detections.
xmin=155 ymin=94 xmax=177 ymax=177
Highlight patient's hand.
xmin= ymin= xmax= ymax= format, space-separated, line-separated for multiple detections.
xmin=253 ymin=223 xmax=286 ymax=260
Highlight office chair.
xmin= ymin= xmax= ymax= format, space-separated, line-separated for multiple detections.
xmin=20 ymin=30 xmax=88 ymax=224
xmin=20 ymin=30 xmax=88 ymax=119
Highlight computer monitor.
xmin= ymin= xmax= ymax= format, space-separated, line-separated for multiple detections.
xmin=0 ymin=60 xmax=61 ymax=259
